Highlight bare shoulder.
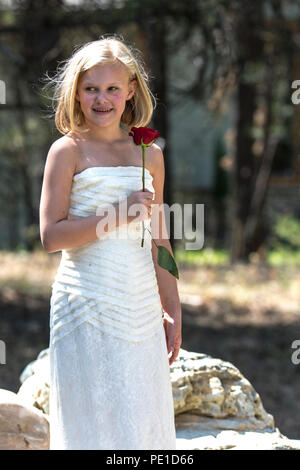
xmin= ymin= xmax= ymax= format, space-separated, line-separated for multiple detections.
xmin=45 ymin=133 xmax=79 ymax=177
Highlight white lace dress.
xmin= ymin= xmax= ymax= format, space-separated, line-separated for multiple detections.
xmin=49 ymin=166 xmax=176 ymax=450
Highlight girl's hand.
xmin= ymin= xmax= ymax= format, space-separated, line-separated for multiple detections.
xmin=163 ymin=311 xmax=182 ymax=366
xmin=125 ymin=189 xmax=154 ymax=222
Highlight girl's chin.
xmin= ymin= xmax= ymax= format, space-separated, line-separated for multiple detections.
xmin=83 ymin=110 xmax=123 ymax=128
xmin=85 ymin=116 xmax=118 ymax=129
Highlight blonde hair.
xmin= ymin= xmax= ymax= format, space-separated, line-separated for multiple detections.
xmin=42 ymin=35 xmax=156 ymax=134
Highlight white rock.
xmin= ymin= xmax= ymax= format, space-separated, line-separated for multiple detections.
xmin=0 ymin=389 xmax=49 ymax=450
xmin=17 ymin=374 xmax=49 ymax=415
xmin=14 ymin=347 xmax=300 ymax=450
xmin=170 ymin=349 xmax=274 ymax=430
xmin=175 ymin=413 xmax=300 ymax=450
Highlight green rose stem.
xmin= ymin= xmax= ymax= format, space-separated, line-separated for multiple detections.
xmin=134 ymin=134 xmax=179 ymax=279
xmin=141 ymin=140 xmax=146 ymax=247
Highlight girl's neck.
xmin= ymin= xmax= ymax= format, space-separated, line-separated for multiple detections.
xmin=82 ymin=122 xmax=128 ymax=144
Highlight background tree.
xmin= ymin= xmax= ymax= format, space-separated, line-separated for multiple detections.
xmin=0 ymin=0 xmax=298 ymax=261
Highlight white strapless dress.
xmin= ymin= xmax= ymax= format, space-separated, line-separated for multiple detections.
xmin=49 ymin=166 xmax=176 ymax=450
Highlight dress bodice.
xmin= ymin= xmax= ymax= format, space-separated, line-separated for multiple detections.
xmin=70 ymin=165 xmax=154 ymax=217
xmin=65 ymin=164 xmax=154 ymax=248
xmin=50 ymin=166 xmax=163 ymax=343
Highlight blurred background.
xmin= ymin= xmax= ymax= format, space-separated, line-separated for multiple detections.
xmin=0 ymin=0 xmax=300 ymax=439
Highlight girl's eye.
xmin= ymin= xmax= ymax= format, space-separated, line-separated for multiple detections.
xmin=85 ymin=87 xmax=118 ymax=91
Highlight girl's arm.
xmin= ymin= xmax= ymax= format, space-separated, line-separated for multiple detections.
xmin=150 ymin=145 xmax=182 ymax=323
xmin=39 ymin=138 xmax=122 ymax=253
xmin=152 ymin=238 xmax=182 ymax=321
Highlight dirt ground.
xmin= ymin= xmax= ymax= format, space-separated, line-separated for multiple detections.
xmin=0 ymin=251 xmax=300 ymax=440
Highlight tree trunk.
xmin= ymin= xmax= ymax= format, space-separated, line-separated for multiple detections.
xmin=230 ymin=2 xmax=270 ymax=263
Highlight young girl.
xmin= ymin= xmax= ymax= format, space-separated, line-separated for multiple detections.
xmin=39 ymin=35 xmax=182 ymax=450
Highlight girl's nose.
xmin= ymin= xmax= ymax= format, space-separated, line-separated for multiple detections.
xmin=95 ymin=91 xmax=108 ymax=102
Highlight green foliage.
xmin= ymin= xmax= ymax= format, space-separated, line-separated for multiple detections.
xmin=263 ymin=215 xmax=300 ymax=266
xmin=175 ymin=248 xmax=229 ymax=266
xmin=266 ymin=248 xmax=300 ymax=266
xmin=175 ymin=245 xmax=300 ymax=267
xmin=272 ymin=215 xmax=300 ymax=250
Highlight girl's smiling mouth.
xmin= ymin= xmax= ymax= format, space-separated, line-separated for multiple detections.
xmin=93 ymin=107 xmax=113 ymax=114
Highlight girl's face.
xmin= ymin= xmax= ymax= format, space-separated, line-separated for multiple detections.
xmin=75 ymin=61 xmax=137 ymax=130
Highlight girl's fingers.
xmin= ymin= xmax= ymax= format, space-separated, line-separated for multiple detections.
xmin=168 ymin=340 xmax=181 ymax=363
xmin=169 ymin=347 xmax=180 ymax=365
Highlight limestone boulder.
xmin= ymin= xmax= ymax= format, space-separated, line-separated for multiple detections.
xmin=13 ymin=347 xmax=300 ymax=450
xmin=175 ymin=414 xmax=300 ymax=450
xmin=18 ymin=349 xmax=50 ymax=415
xmin=171 ymin=348 xmax=274 ymax=431
xmin=0 ymin=389 xmax=49 ymax=450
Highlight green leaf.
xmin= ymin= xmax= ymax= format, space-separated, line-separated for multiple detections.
xmin=157 ymin=245 xmax=179 ymax=279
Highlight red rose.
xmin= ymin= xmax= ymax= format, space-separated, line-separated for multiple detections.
xmin=128 ymin=127 xmax=160 ymax=146
xmin=128 ymin=125 xmax=179 ymax=278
